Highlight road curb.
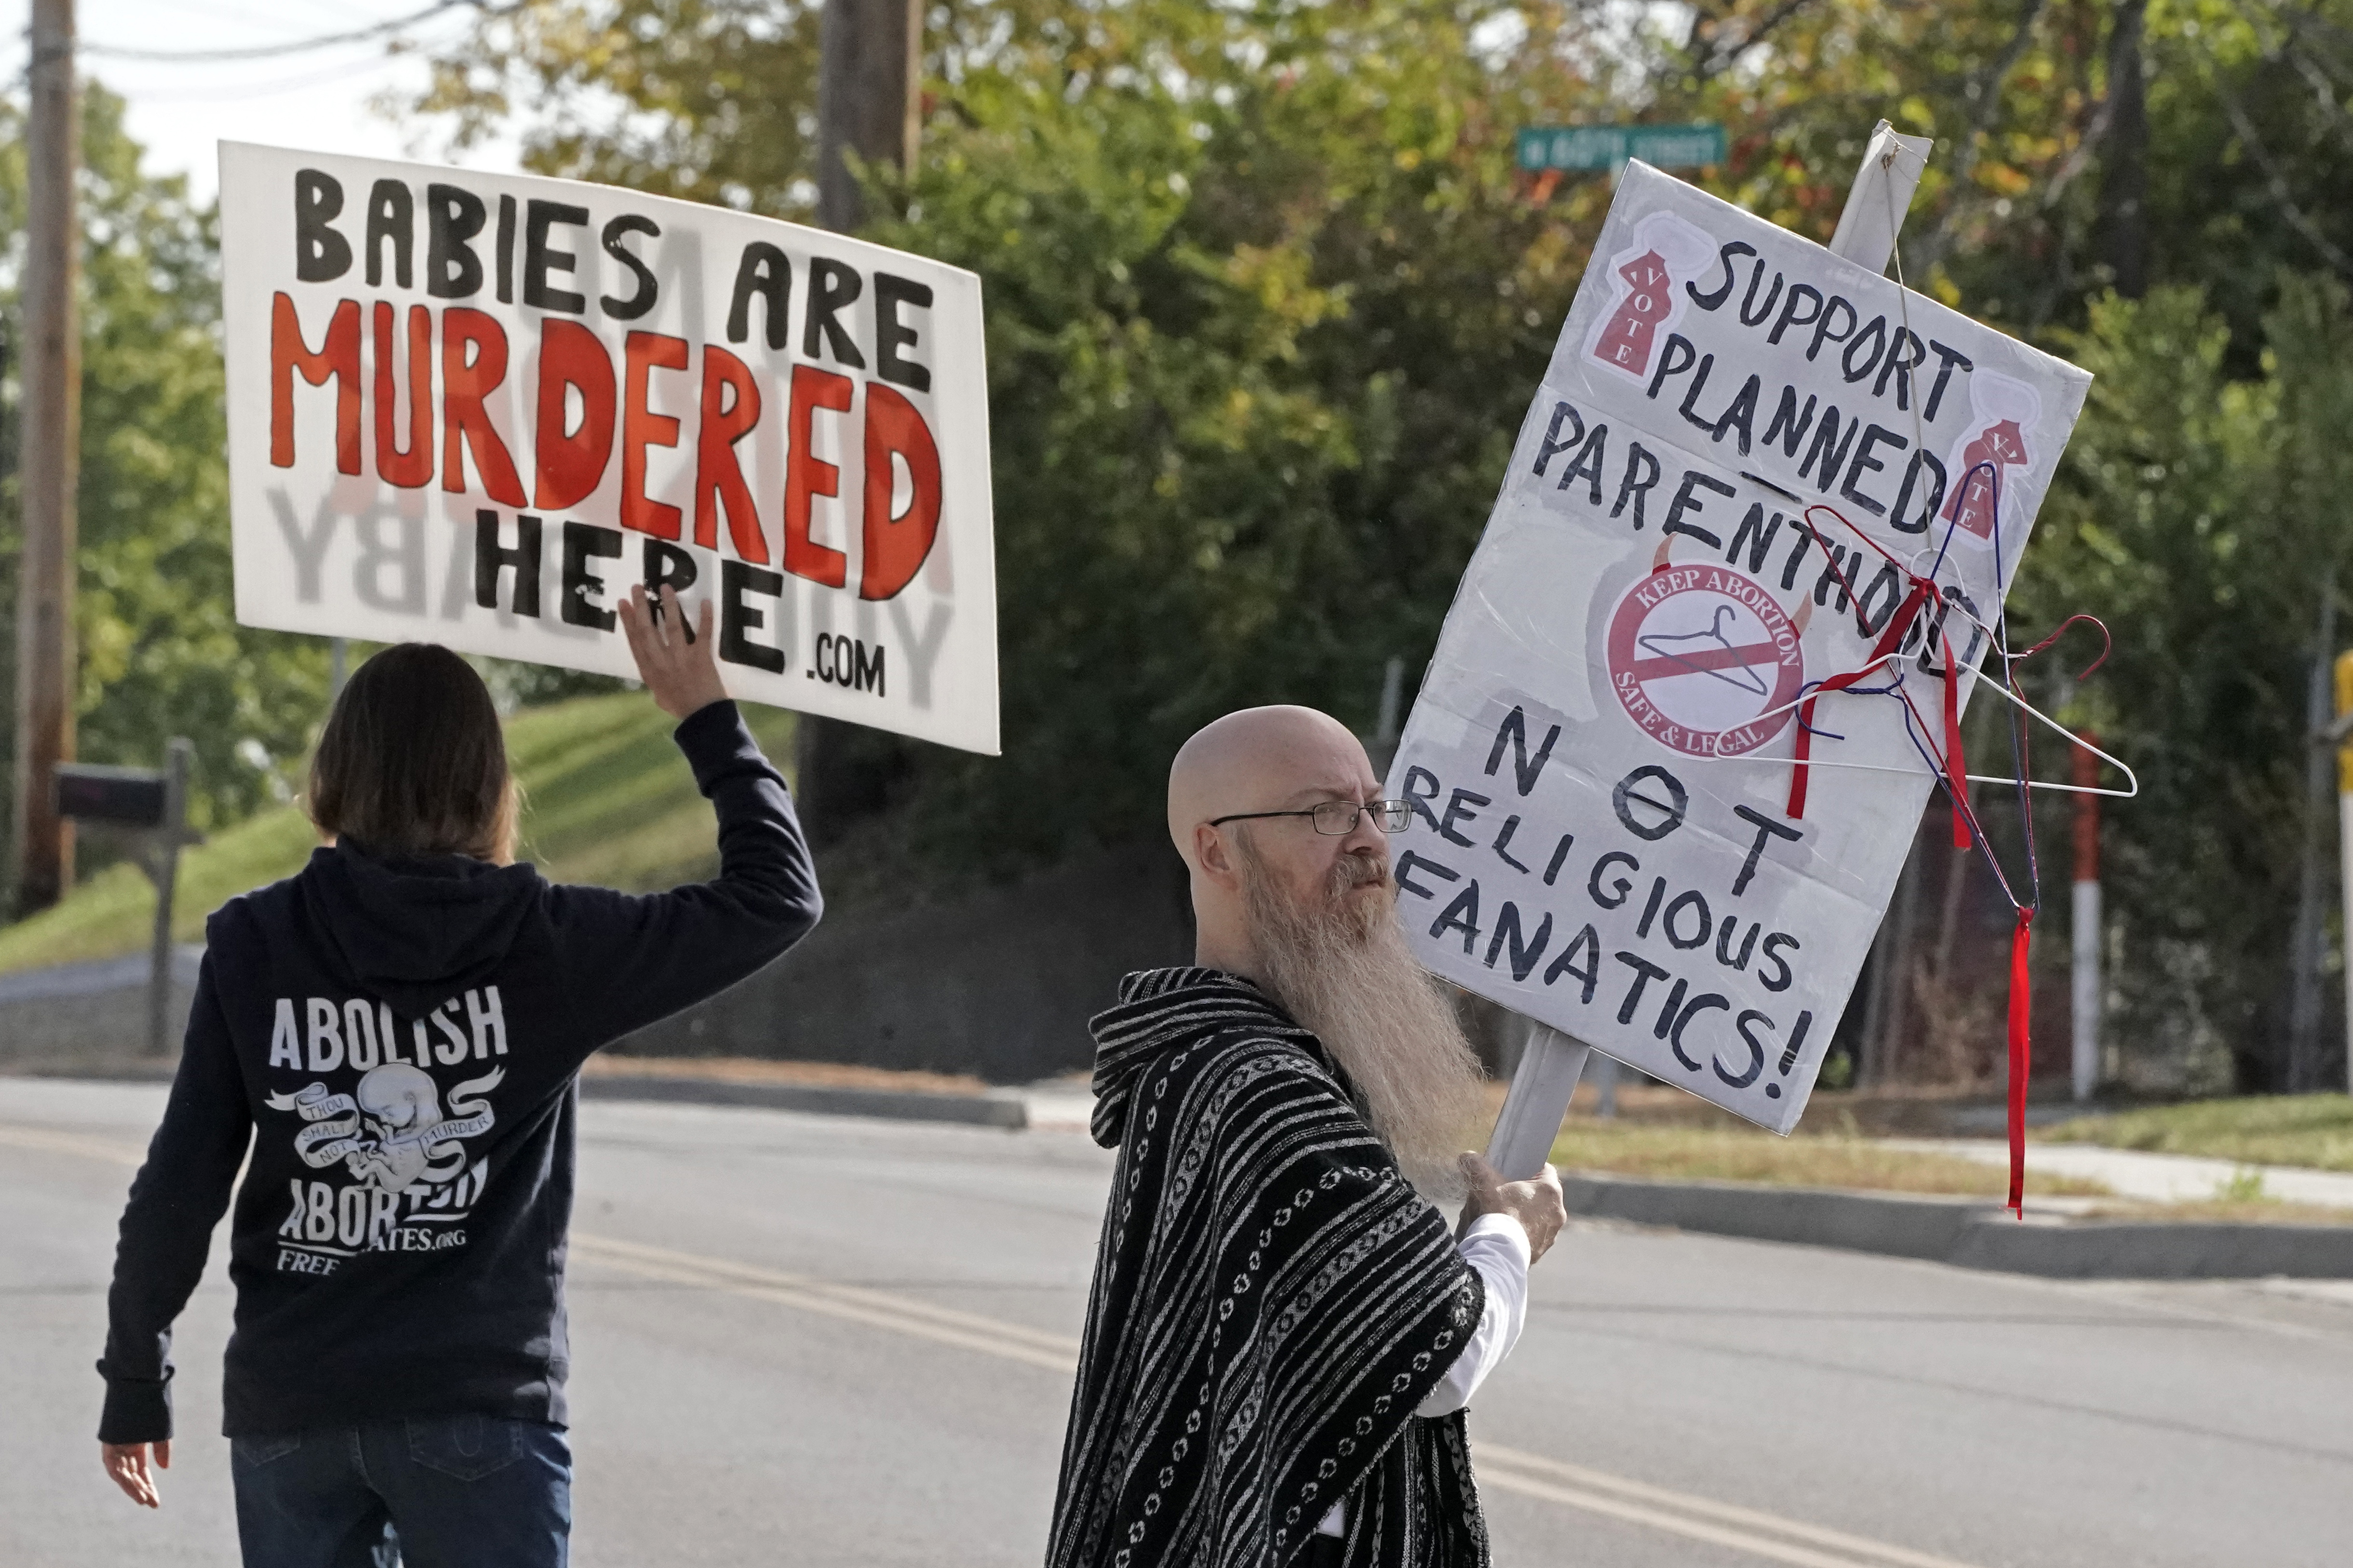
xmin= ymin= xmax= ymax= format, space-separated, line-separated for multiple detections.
xmin=1562 ymin=1172 xmax=2353 ymax=1279
xmin=578 ymin=1072 xmax=1031 ymax=1128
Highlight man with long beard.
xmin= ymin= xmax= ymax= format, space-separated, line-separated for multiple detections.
xmin=1048 ymin=706 xmax=1566 ymax=1568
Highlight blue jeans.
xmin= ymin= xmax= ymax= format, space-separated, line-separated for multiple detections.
xmin=229 ymin=1413 xmax=571 ymax=1568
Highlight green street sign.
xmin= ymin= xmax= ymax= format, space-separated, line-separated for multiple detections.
xmin=1516 ymin=123 xmax=1727 ymax=174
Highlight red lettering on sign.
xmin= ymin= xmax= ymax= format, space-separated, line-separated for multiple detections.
xmin=440 ymin=308 xmax=527 ymax=506
xmin=696 ymin=345 xmax=766 ymax=563
xmin=621 ymin=331 xmax=690 ymax=539
xmin=533 ymin=318 xmax=616 ymax=510
xmin=270 ymin=292 xmax=361 ymax=474
xmin=783 ymin=364 xmax=852 ymax=589
xmin=372 ymin=302 xmax=432 ymax=488
xmin=860 ymin=385 xmax=941 ymax=600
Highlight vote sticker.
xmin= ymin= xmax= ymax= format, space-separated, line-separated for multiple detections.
xmin=1605 ymin=565 xmax=1805 ymax=757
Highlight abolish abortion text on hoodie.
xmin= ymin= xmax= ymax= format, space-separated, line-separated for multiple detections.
xmin=96 ymin=700 xmax=820 ymax=1442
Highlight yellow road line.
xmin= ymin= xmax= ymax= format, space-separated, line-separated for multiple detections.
xmin=574 ymin=1232 xmax=1083 ymax=1358
xmin=1475 ymin=1446 xmax=1981 ymax=1568
xmin=570 ymin=1234 xmax=1079 ymax=1371
xmin=1470 ymin=1463 xmax=1888 ymax=1568
xmin=576 ymin=1231 xmax=1986 ymax=1568
xmin=15 ymin=1124 xmax=1987 ymax=1568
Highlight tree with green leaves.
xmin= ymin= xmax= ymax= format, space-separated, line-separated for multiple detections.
xmin=2032 ymin=277 xmax=2353 ymax=1090
xmin=0 ymin=84 xmax=331 ymax=901
xmin=290 ymin=0 xmax=2353 ymax=1086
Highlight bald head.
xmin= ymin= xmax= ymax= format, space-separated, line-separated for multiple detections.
xmin=1165 ymin=707 xmax=1485 ymax=1174
xmin=1167 ymin=706 xmax=1377 ymax=865
xmin=1169 ymin=706 xmax=1391 ymax=980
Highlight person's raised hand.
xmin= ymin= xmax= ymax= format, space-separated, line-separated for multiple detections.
xmin=101 ymin=1440 xmax=168 ymax=1508
xmin=1456 ymin=1152 xmax=1567 ymax=1264
xmin=618 ymin=584 xmax=727 ymax=721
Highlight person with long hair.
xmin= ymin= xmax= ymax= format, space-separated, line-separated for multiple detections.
xmin=1049 ymin=706 xmax=1565 ymax=1568
xmin=94 ymin=587 xmax=820 ymax=1567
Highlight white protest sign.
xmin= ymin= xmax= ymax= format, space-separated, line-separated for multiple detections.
xmin=1394 ymin=161 xmax=2090 ymax=1134
xmin=220 ymin=143 xmax=997 ymax=754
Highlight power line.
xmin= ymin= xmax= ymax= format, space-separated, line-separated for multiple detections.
xmin=130 ymin=44 xmax=453 ymax=104
xmin=80 ymin=0 xmax=484 ymax=64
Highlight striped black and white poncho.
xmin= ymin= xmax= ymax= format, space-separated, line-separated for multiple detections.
xmin=1046 ymin=967 xmax=1489 ymax=1568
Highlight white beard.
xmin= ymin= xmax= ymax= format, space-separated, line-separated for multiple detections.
xmin=1237 ymin=832 xmax=1488 ymax=1188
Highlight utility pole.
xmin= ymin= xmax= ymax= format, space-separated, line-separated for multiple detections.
xmin=13 ymin=0 xmax=81 ymax=915
xmin=801 ymin=0 xmax=921 ymax=838
xmin=2100 ymin=0 xmax=2150 ymax=298
xmin=2288 ymin=588 xmax=2337 ymax=1092
xmin=816 ymin=0 xmax=920 ymax=232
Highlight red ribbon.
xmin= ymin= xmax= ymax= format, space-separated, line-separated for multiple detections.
xmin=1940 ymin=636 xmax=1971 ymax=851
xmin=2006 ymin=907 xmax=2033 ymax=1217
xmin=1779 ymin=505 xmax=2051 ymax=1215
xmin=1786 ymin=697 xmax=1818 ymax=818
xmin=1784 ymin=578 xmax=1933 ymax=819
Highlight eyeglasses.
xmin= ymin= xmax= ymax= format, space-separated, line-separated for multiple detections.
xmin=1208 ymin=799 xmax=1415 ymax=836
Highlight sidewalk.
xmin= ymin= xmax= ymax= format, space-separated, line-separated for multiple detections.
xmin=577 ymin=1055 xmax=1101 ymax=1132
xmin=1888 ymin=1139 xmax=2353 ymax=1210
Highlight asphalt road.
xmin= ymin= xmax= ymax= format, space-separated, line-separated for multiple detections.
xmin=5 ymin=1078 xmax=2349 ymax=1568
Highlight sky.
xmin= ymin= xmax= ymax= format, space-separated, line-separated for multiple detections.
xmin=1 ymin=0 xmax=523 ymax=203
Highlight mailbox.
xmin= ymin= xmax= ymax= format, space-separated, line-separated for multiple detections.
xmin=54 ymin=763 xmax=169 ymax=829
xmin=53 ymin=743 xmax=196 ymax=1059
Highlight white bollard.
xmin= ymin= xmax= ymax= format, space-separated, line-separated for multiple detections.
xmin=2071 ymin=879 xmax=2100 ymax=1102
xmin=2071 ymin=731 xmax=2102 ymax=1102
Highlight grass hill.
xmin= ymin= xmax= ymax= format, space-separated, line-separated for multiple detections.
xmin=0 ymin=693 xmax=797 ymax=975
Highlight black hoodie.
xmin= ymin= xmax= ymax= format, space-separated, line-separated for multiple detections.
xmin=96 ymin=700 xmax=820 ymax=1443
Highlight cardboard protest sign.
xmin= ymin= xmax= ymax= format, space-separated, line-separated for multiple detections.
xmin=219 ymin=143 xmax=997 ymax=754
xmin=1390 ymin=161 xmax=2091 ymax=1133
